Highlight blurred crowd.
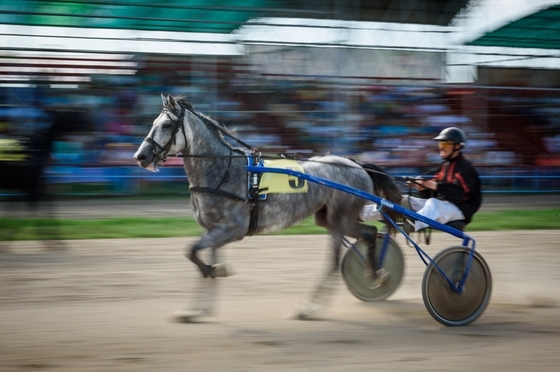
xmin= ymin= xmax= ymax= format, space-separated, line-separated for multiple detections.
xmin=1 ymin=67 xmax=559 ymax=173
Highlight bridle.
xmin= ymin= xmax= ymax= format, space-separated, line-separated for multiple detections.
xmin=142 ymin=105 xmax=187 ymax=162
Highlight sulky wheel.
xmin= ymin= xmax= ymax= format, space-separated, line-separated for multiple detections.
xmin=422 ymin=246 xmax=492 ymax=326
xmin=341 ymin=235 xmax=404 ymax=302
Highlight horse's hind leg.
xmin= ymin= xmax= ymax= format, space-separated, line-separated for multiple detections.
xmin=316 ymin=208 xmax=386 ymax=286
xmin=296 ymin=270 xmax=339 ymax=320
xmin=296 ymin=230 xmax=343 ymax=320
xmin=296 ymin=210 xmax=345 ymax=319
xmin=351 ymin=222 xmax=389 ymax=287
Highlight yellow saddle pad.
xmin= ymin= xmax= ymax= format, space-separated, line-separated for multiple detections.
xmin=259 ymin=159 xmax=308 ymax=194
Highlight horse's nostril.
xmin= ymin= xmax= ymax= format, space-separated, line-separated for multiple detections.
xmin=135 ymin=154 xmax=146 ymax=161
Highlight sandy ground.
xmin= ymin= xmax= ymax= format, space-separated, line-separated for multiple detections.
xmin=1 ymin=230 xmax=560 ymax=371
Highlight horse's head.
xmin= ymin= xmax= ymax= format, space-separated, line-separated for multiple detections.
xmin=134 ymin=94 xmax=188 ymax=172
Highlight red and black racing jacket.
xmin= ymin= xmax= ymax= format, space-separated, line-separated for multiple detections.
xmin=419 ymin=153 xmax=482 ymax=224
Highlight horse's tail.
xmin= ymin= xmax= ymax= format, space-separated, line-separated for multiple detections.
xmin=356 ymin=161 xmax=402 ymax=234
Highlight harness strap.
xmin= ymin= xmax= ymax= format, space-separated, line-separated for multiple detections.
xmin=189 ymin=186 xmax=260 ymax=236
xmin=189 ymin=152 xmax=262 ymax=237
xmin=189 ymin=187 xmax=247 ymax=202
xmin=247 ymin=186 xmax=259 ymax=237
xmin=246 ymin=152 xmax=263 ymax=236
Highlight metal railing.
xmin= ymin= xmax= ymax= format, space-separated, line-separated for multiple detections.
xmin=1 ymin=165 xmax=558 ymax=198
xmin=30 ymin=165 xmax=560 ymax=196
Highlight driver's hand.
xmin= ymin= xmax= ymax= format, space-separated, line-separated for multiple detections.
xmin=407 ymin=177 xmax=426 ymax=191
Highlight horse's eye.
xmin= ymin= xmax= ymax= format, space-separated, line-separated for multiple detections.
xmin=162 ymin=123 xmax=173 ymax=130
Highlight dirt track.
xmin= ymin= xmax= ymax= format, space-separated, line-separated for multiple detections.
xmin=1 ymin=230 xmax=560 ymax=371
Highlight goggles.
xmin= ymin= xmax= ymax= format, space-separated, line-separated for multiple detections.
xmin=438 ymin=140 xmax=455 ymax=149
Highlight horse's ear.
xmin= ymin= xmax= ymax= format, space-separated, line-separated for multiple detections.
xmin=161 ymin=93 xmax=168 ymax=107
xmin=167 ymin=94 xmax=178 ymax=109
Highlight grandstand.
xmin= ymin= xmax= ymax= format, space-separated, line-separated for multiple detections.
xmin=1 ymin=0 xmax=559 ymax=195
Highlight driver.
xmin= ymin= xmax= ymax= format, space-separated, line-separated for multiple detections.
xmin=360 ymin=126 xmax=482 ymax=233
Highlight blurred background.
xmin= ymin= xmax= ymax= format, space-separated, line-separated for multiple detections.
xmin=1 ymin=0 xmax=559 ymax=199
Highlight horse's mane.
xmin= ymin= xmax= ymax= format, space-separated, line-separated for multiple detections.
xmin=173 ymin=96 xmax=239 ymax=151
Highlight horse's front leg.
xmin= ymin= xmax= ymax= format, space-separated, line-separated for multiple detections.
xmin=189 ymin=244 xmax=224 ymax=278
xmin=188 ymin=223 xmax=244 ymax=277
xmin=175 ymin=226 xmax=244 ymax=322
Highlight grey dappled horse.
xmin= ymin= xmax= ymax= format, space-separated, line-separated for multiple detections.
xmin=134 ymin=94 xmax=402 ymax=320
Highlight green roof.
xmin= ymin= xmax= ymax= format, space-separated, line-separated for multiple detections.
xmin=0 ymin=0 xmax=274 ymax=33
xmin=468 ymin=5 xmax=560 ymax=49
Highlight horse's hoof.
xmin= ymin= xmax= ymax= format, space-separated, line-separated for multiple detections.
xmin=172 ymin=309 xmax=211 ymax=323
xmin=294 ymin=300 xmax=323 ymax=320
xmin=210 ymin=264 xmax=233 ymax=278
xmin=367 ymin=268 xmax=390 ymax=289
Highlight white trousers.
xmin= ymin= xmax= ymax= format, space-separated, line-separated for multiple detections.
xmin=360 ymin=196 xmax=465 ymax=231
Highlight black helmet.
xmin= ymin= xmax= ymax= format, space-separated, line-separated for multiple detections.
xmin=433 ymin=127 xmax=466 ymax=148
